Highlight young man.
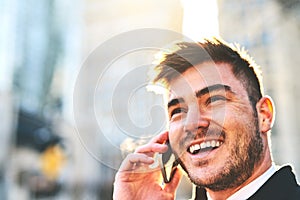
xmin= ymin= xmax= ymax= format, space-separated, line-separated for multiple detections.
xmin=113 ymin=38 xmax=300 ymax=199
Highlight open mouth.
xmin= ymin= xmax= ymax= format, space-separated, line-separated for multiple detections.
xmin=188 ymin=140 xmax=224 ymax=155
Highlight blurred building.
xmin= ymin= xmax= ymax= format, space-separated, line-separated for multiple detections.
xmin=218 ymin=0 xmax=300 ymax=178
xmin=2 ymin=0 xmax=189 ymax=199
xmin=73 ymin=1 xmax=189 ymax=199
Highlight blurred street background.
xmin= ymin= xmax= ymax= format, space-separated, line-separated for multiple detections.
xmin=1 ymin=0 xmax=300 ymax=199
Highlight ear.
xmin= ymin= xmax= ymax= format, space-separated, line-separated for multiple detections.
xmin=256 ymin=96 xmax=275 ymax=134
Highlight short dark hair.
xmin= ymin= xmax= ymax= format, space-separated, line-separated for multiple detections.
xmin=152 ymin=38 xmax=263 ymax=107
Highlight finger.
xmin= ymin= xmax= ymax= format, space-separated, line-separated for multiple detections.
xmin=135 ymin=143 xmax=168 ymax=154
xmin=164 ymin=167 xmax=183 ymax=193
xmin=119 ymin=153 xmax=154 ymax=172
xmin=149 ymin=131 xmax=169 ymax=144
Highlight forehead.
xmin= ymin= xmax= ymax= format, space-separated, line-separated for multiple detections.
xmin=168 ymin=62 xmax=247 ymax=99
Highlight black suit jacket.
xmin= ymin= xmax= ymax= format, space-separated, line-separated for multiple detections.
xmin=195 ymin=166 xmax=300 ymax=200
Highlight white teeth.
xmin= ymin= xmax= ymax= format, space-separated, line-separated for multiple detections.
xmin=194 ymin=144 xmax=200 ymax=151
xmin=189 ymin=140 xmax=223 ymax=154
xmin=211 ymin=140 xmax=216 ymax=147
xmin=190 ymin=145 xmax=195 ymax=153
xmin=206 ymin=141 xmax=211 ymax=147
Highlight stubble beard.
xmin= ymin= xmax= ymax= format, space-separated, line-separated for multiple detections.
xmin=200 ymin=128 xmax=263 ymax=191
xmin=177 ymin=115 xmax=264 ymax=191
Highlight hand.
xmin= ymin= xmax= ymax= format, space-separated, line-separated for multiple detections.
xmin=113 ymin=132 xmax=183 ymax=200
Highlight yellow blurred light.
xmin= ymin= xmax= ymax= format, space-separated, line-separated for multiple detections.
xmin=40 ymin=145 xmax=66 ymax=180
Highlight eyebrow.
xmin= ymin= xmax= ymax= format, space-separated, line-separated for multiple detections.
xmin=195 ymin=84 xmax=234 ymax=98
xmin=167 ymin=98 xmax=184 ymax=108
xmin=167 ymin=84 xmax=234 ymax=108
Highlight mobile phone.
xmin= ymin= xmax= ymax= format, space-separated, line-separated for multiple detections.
xmin=159 ymin=141 xmax=179 ymax=183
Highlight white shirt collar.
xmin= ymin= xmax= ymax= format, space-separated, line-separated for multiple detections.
xmin=207 ymin=163 xmax=276 ymax=200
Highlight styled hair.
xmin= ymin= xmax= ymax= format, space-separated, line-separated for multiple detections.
xmin=152 ymin=38 xmax=263 ymax=107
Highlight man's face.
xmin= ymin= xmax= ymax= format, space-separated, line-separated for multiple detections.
xmin=167 ymin=62 xmax=264 ymax=191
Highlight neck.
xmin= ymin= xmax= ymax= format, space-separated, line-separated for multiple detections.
xmin=206 ymin=147 xmax=273 ymax=200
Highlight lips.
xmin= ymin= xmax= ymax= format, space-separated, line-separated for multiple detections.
xmin=188 ymin=139 xmax=224 ymax=154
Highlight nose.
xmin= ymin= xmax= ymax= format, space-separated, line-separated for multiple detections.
xmin=183 ymin=105 xmax=210 ymax=133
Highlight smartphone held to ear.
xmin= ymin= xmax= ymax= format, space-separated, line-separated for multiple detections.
xmin=159 ymin=141 xmax=179 ymax=183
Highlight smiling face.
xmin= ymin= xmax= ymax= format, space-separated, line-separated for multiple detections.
xmin=167 ymin=62 xmax=264 ymax=191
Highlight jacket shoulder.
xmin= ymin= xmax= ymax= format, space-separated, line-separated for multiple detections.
xmin=249 ymin=165 xmax=300 ymax=200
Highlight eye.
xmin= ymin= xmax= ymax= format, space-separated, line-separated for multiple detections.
xmin=206 ymin=95 xmax=226 ymax=105
xmin=170 ymin=107 xmax=187 ymax=117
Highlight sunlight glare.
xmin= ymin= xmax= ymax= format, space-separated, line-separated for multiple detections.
xmin=181 ymin=0 xmax=219 ymax=41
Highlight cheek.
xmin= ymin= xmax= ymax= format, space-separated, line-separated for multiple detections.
xmin=217 ymin=104 xmax=252 ymax=126
xmin=169 ymin=122 xmax=183 ymax=138
xmin=208 ymin=106 xmax=231 ymax=128
xmin=210 ymin=108 xmax=227 ymax=124
xmin=223 ymin=112 xmax=255 ymax=146
xmin=168 ymin=122 xmax=184 ymax=148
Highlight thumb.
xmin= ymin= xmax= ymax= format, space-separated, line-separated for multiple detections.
xmin=164 ymin=167 xmax=183 ymax=193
